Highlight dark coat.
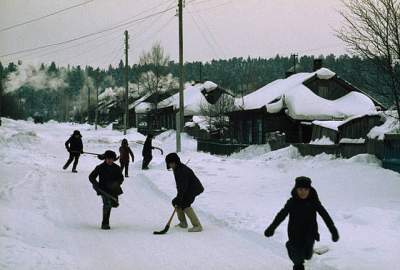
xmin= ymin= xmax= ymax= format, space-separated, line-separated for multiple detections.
xmin=119 ymin=145 xmax=134 ymax=164
xmin=65 ymin=135 xmax=83 ymax=152
xmin=173 ymin=163 xmax=204 ymax=201
xmin=142 ymin=137 xmax=153 ymax=157
xmin=267 ymin=188 xmax=336 ymax=243
xmin=89 ymin=162 xmax=124 ymax=196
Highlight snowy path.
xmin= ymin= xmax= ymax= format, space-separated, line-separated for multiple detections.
xmin=1 ymin=119 xmax=400 ymax=270
xmin=0 ymin=119 xmax=289 ymax=270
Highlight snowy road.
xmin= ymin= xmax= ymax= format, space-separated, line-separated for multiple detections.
xmin=0 ymin=119 xmax=289 ymax=270
xmin=1 ymin=118 xmax=400 ymax=270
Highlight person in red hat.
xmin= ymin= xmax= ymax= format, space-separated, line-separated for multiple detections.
xmin=89 ymin=150 xmax=124 ymax=230
xmin=264 ymin=176 xmax=339 ymax=270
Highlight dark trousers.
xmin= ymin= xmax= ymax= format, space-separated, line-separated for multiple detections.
xmin=64 ymin=153 xmax=80 ymax=170
xmin=180 ymin=195 xmax=196 ymax=209
xmin=142 ymin=156 xmax=152 ymax=169
xmin=101 ymin=195 xmax=113 ymax=225
xmin=120 ymin=162 xmax=129 ymax=176
xmin=286 ymin=239 xmax=314 ymax=269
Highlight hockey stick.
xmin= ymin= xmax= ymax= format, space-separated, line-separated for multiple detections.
xmin=93 ymin=186 xmax=119 ymax=207
xmin=133 ymin=141 xmax=164 ymax=155
xmin=70 ymin=151 xmax=101 ymax=156
xmin=153 ymin=208 xmax=176 ymax=235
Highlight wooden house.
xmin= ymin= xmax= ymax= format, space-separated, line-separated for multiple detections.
xmin=128 ymin=89 xmax=178 ymax=134
xmin=155 ymin=81 xmax=227 ymax=135
xmin=310 ymin=114 xmax=383 ymax=144
xmin=228 ymin=64 xmax=385 ymax=145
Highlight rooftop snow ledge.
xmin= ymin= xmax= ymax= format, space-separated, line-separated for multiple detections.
xmin=202 ymin=81 xmax=218 ymax=92
xmin=316 ymin=68 xmax=336 ymax=80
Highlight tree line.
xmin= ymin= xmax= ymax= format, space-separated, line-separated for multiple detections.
xmin=0 ymin=53 xmax=398 ymax=123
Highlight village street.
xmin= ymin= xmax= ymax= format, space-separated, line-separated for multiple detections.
xmin=1 ymin=118 xmax=400 ymax=270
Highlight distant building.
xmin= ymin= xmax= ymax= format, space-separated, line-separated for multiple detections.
xmin=228 ymin=64 xmax=385 ymax=145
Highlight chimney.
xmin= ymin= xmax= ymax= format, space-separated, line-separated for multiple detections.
xmin=313 ymin=59 xmax=323 ymax=71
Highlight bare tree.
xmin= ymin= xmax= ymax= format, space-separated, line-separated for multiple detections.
xmin=200 ymin=94 xmax=237 ymax=139
xmin=337 ymin=0 xmax=400 ymax=120
xmin=138 ymin=42 xmax=178 ymax=130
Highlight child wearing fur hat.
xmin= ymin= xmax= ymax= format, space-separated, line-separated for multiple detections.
xmin=89 ymin=150 xmax=124 ymax=230
xmin=264 ymin=176 xmax=339 ymax=270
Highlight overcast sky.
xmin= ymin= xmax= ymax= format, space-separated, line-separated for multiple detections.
xmin=0 ymin=0 xmax=349 ymax=68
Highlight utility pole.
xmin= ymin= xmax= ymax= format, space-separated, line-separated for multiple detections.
xmin=124 ymin=30 xmax=129 ymax=135
xmin=177 ymin=0 xmax=184 ymax=152
xmin=87 ymin=86 xmax=91 ymax=123
xmin=291 ymin=53 xmax=298 ymax=73
xmin=95 ymin=86 xmax=98 ymax=130
xmin=200 ymin=62 xmax=203 ymax=82
xmin=0 ymin=62 xmax=3 ymax=126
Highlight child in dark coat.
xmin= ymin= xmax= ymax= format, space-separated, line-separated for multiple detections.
xmin=63 ymin=130 xmax=83 ymax=173
xmin=119 ymin=139 xmax=134 ymax=177
xmin=264 ymin=177 xmax=339 ymax=270
xmin=89 ymin=150 xmax=124 ymax=230
xmin=142 ymin=134 xmax=154 ymax=170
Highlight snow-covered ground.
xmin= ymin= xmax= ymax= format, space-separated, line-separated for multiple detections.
xmin=1 ymin=118 xmax=400 ymax=270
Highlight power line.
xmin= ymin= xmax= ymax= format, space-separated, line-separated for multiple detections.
xmin=187 ymin=3 xmax=226 ymax=58
xmin=0 ymin=0 xmax=95 ymax=33
xmin=0 ymin=3 xmax=177 ymax=58
xmin=16 ymin=1 xmax=175 ymax=67
xmin=189 ymin=9 xmax=219 ymax=58
xmin=197 ymin=12 xmax=227 ymax=58
xmin=187 ymin=0 xmax=233 ymax=13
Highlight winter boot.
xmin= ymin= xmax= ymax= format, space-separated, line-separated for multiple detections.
xmin=72 ymin=169 xmax=78 ymax=173
xmin=184 ymin=207 xmax=202 ymax=232
xmin=101 ymin=208 xmax=111 ymax=230
xmin=175 ymin=208 xmax=188 ymax=228
xmin=293 ymin=264 xmax=304 ymax=270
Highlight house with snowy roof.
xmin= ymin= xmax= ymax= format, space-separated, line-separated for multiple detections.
xmin=154 ymin=81 xmax=229 ymax=134
xmin=127 ymin=89 xmax=178 ymax=133
xmin=228 ymin=65 xmax=385 ymax=145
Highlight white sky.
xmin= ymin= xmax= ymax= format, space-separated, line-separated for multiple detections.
xmin=0 ymin=0 xmax=348 ymax=68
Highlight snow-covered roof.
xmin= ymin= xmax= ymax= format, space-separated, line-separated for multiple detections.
xmin=235 ymin=68 xmax=377 ymax=121
xmin=312 ymin=120 xmax=343 ymax=131
xmin=135 ymin=102 xmax=152 ymax=113
xmin=313 ymin=113 xmax=381 ymax=131
xmin=158 ymin=81 xmax=217 ymax=116
xmin=129 ymin=92 xmax=152 ymax=110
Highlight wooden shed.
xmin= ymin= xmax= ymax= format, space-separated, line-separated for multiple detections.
xmin=338 ymin=114 xmax=383 ymax=140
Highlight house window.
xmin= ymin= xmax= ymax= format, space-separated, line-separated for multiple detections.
xmin=247 ymin=120 xmax=253 ymax=144
xmin=318 ymin=86 xmax=329 ymax=98
xmin=256 ymin=119 xmax=263 ymax=144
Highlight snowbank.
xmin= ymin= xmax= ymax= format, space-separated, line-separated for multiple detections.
xmin=346 ymin=154 xmax=382 ymax=166
xmin=230 ymin=144 xmax=272 ymax=159
xmin=155 ymin=130 xmax=197 ymax=153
